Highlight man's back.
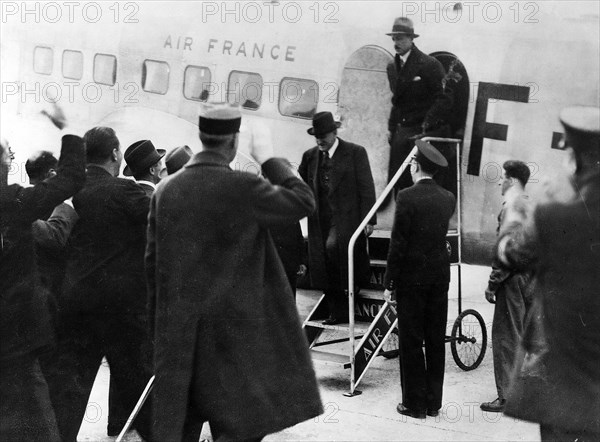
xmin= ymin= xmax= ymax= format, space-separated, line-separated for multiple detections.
xmin=387 ymin=179 xmax=456 ymax=285
xmin=63 ymin=166 xmax=149 ymax=311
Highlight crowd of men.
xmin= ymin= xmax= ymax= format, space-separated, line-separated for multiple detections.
xmin=1 ymin=15 xmax=599 ymax=442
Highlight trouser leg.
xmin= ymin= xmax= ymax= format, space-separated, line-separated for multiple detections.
xmin=397 ymin=286 xmax=427 ymax=411
xmin=424 ymin=283 xmax=449 ymax=411
xmin=492 ymin=274 xmax=527 ymax=399
xmin=0 ymin=356 xmax=61 ymax=442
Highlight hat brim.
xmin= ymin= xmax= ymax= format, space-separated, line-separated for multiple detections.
xmin=307 ymin=121 xmax=342 ymax=136
xmin=386 ymin=32 xmax=419 ymax=37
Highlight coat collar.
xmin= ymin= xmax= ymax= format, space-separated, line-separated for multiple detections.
xmin=187 ymin=150 xmax=231 ymax=168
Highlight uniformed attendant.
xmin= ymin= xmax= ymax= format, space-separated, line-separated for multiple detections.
xmin=501 ymin=106 xmax=600 ymax=442
xmin=383 ymin=140 xmax=456 ymax=419
xmin=146 ymin=104 xmax=322 ymax=441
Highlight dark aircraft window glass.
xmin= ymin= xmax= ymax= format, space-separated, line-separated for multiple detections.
xmin=94 ymin=54 xmax=117 ymax=86
xmin=142 ymin=60 xmax=170 ymax=95
xmin=62 ymin=50 xmax=83 ymax=80
xmin=279 ymin=78 xmax=318 ymax=119
xmin=33 ymin=46 xmax=53 ymax=75
xmin=228 ymin=71 xmax=263 ymax=110
xmin=183 ymin=66 xmax=211 ymax=101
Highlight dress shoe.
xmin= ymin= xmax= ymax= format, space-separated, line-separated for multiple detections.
xmin=427 ymin=409 xmax=440 ymax=417
xmin=480 ymin=398 xmax=505 ymax=412
xmin=396 ymin=403 xmax=426 ymax=419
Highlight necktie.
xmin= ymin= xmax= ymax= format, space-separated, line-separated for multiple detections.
xmin=398 ymin=57 xmax=404 ymax=71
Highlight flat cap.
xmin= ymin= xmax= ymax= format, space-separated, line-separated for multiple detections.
xmin=415 ymin=139 xmax=448 ymax=169
xmin=199 ymin=103 xmax=242 ymax=135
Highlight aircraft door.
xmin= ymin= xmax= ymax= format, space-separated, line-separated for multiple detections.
xmin=338 ymin=45 xmax=394 ymax=226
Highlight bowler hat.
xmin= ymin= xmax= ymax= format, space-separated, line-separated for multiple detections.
xmin=123 ymin=140 xmax=166 ymax=176
xmin=164 ymin=145 xmax=193 ymax=175
xmin=386 ymin=17 xmax=419 ymax=38
xmin=415 ymin=139 xmax=448 ymax=170
xmin=307 ymin=112 xmax=341 ymax=137
xmin=199 ymin=103 xmax=242 ymax=135
xmin=559 ymin=106 xmax=600 ymax=152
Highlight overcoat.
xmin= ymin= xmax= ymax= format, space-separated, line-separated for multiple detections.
xmin=298 ymin=138 xmax=376 ymax=289
xmin=0 ymin=135 xmax=85 ymax=361
xmin=503 ymin=171 xmax=600 ymax=433
xmin=146 ymin=152 xmax=322 ymax=441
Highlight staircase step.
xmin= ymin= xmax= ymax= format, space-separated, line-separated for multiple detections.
xmin=304 ymin=320 xmax=372 ymax=332
xmin=310 ymin=349 xmax=351 ymax=368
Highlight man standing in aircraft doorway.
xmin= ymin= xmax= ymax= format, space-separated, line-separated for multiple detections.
xmin=385 ymin=17 xmax=452 ymax=194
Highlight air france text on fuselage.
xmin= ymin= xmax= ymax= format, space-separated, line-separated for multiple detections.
xmin=164 ymin=36 xmax=296 ymax=62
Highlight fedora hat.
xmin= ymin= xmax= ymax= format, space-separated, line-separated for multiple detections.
xmin=307 ymin=112 xmax=341 ymax=137
xmin=123 ymin=140 xmax=166 ymax=176
xmin=386 ymin=17 xmax=419 ymax=38
xmin=164 ymin=145 xmax=193 ymax=176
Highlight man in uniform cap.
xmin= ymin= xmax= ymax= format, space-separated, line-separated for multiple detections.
xmin=383 ymin=139 xmax=456 ymax=419
xmin=385 ymin=17 xmax=452 ymax=195
xmin=160 ymin=145 xmax=193 ymax=178
xmin=123 ymin=139 xmax=165 ymax=196
xmin=500 ymin=106 xmax=600 ymax=442
xmin=299 ymin=111 xmax=377 ymax=324
xmin=147 ymin=104 xmax=322 ymax=441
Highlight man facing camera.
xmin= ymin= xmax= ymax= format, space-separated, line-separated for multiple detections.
xmin=299 ymin=111 xmax=377 ymax=325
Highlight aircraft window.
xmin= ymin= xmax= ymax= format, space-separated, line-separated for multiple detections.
xmin=279 ymin=78 xmax=318 ymax=119
xmin=142 ymin=60 xmax=170 ymax=95
xmin=33 ymin=46 xmax=53 ymax=75
xmin=94 ymin=54 xmax=117 ymax=86
xmin=228 ymin=71 xmax=263 ymax=110
xmin=183 ymin=66 xmax=211 ymax=101
xmin=62 ymin=50 xmax=83 ymax=80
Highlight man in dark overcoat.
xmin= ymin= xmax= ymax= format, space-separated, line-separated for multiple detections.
xmin=51 ymin=126 xmax=152 ymax=441
xmin=385 ymin=17 xmax=452 ymax=192
xmin=383 ymin=140 xmax=456 ymax=419
xmin=501 ymin=106 xmax=600 ymax=441
xmin=0 ymin=134 xmax=85 ymax=442
xmin=146 ymin=105 xmax=322 ymax=442
xmin=299 ymin=112 xmax=377 ymax=324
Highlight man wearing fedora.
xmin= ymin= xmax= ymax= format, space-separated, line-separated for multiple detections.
xmin=124 ymin=139 xmax=166 ymax=196
xmin=299 ymin=111 xmax=376 ymax=325
xmin=52 ymin=127 xmax=152 ymax=441
xmin=383 ymin=140 xmax=456 ymax=419
xmin=385 ymin=17 xmax=452 ymax=193
xmin=160 ymin=145 xmax=193 ymax=178
xmin=147 ymin=104 xmax=322 ymax=441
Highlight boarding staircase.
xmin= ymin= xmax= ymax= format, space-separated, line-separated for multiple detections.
xmin=302 ymin=138 xmax=463 ymax=396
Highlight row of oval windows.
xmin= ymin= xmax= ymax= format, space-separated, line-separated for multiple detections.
xmin=33 ymin=46 xmax=319 ymax=118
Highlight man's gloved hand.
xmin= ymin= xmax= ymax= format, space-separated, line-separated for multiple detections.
xmin=485 ymin=289 xmax=496 ymax=304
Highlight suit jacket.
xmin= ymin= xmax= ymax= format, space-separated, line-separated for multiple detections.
xmin=146 ymin=152 xmax=322 ymax=440
xmin=62 ymin=166 xmax=150 ymax=316
xmin=503 ymin=171 xmax=600 ymax=432
xmin=387 ymin=45 xmax=451 ymax=132
xmin=298 ymin=138 xmax=377 ymax=288
xmin=384 ymin=178 xmax=456 ymax=287
xmin=0 ymin=135 xmax=85 ymax=361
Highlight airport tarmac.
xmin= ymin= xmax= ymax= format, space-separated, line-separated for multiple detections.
xmin=77 ymin=264 xmax=541 ymax=441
